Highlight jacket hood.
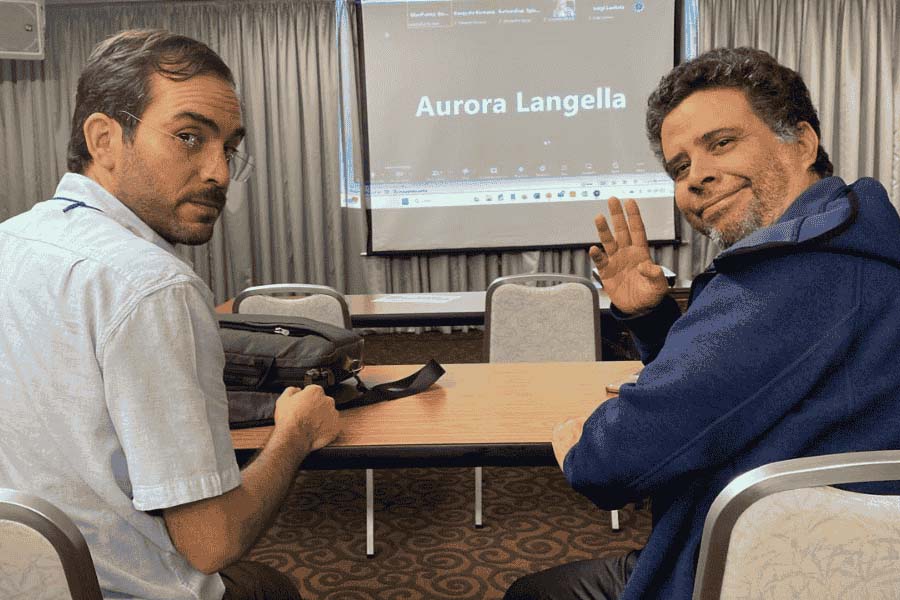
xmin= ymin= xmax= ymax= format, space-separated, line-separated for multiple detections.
xmin=713 ymin=176 xmax=900 ymax=271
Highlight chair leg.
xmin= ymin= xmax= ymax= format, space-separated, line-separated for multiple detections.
xmin=610 ymin=509 xmax=620 ymax=531
xmin=474 ymin=466 xmax=483 ymax=528
xmin=366 ymin=469 xmax=375 ymax=556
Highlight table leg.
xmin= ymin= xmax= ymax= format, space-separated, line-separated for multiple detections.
xmin=474 ymin=466 xmax=483 ymax=528
xmin=366 ymin=469 xmax=374 ymax=556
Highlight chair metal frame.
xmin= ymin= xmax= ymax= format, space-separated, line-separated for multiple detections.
xmin=479 ymin=273 xmax=611 ymax=528
xmin=693 ymin=450 xmax=900 ymax=600
xmin=232 ymin=283 xmax=352 ymax=328
xmin=0 ymin=488 xmax=103 ymax=600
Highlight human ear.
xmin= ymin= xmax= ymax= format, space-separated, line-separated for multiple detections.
xmin=793 ymin=121 xmax=820 ymax=171
xmin=82 ymin=112 xmax=122 ymax=171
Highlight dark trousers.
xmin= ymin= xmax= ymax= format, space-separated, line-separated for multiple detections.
xmin=220 ymin=560 xmax=302 ymax=600
xmin=503 ymin=550 xmax=640 ymax=600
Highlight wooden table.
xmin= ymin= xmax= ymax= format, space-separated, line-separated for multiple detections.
xmin=231 ymin=360 xmax=640 ymax=555
xmin=231 ymin=361 xmax=639 ymax=465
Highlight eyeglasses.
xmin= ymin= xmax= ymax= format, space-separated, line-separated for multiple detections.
xmin=119 ymin=111 xmax=255 ymax=183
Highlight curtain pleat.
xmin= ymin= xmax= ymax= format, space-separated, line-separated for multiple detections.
xmin=1 ymin=0 xmax=897 ymax=304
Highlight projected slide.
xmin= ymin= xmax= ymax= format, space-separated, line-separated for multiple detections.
xmin=356 ymin=0 xmax=676 ymax=252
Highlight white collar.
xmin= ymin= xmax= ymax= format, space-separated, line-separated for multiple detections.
xmin=52 ymin=173 xmax=178 ymax=256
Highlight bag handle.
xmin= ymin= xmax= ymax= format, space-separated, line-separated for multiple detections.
xmin=339 ymin=359 xmax=445 ymax=410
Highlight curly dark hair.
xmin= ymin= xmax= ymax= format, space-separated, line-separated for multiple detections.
xmin=67 ymin=29 xmax=235 ymax=174
xmin=646 ymin=47 xmax=833 ymax=178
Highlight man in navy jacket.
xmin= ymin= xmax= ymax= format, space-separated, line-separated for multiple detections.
xmin=505 ymin=47 xmax=900 ymax=600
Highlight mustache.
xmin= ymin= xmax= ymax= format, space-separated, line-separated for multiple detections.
xmin=182 ymin=186 xmax=228 ymax=208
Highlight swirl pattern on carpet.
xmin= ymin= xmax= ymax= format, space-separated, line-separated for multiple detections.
xmin=247 ymin=466 xmax=650 ymax=599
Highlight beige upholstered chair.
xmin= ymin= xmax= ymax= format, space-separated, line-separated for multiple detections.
xmin=233 ymin=283 xmax=352 ymax=328
xmin=484 ymin=273 xmax=601 ymax=363
xmin=0 ymin=488 xmax=102 ymax=600
xmin=479 ymin=273 xmax=612 ymax=528
xmin=693 ymin=450 xmax=900 ymax=600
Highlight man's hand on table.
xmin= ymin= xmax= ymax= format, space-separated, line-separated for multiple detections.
xmin=553 ymin=416 xmax=588 ymax=472
xmin=590 ymin=196 xmax=669 ymax=315
xmin=274 ymin=385 xmax=341 ymax=452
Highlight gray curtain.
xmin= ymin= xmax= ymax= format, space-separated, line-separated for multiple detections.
xmin=1 ymin=0 xmax=897 ymax=303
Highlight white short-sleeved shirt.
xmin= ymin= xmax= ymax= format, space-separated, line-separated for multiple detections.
xmin=0 ymin=173 xmax=241 ymax=600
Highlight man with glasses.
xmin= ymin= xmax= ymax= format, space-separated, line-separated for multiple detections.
xmin=0 ymin=29 xmax=339 ymax=600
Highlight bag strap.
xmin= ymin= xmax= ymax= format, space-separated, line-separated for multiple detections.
xmin=339 ymin=359 xmax=445 ymax=410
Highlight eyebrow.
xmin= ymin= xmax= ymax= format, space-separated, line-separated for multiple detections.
xmin=663 ymin=127 xmax=743 ymax=176
xmin=172 ymin=111 xmax=247 ymax=142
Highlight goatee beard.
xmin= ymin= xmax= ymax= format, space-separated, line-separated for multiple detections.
xmin=708 ymin=210 xmax=763 ymax=249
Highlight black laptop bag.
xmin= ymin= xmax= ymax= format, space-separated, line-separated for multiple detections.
xmin=220 ymin=313 xmax=363 ymax=391
xmin=218 ymin=314 xmax=444 ymax=428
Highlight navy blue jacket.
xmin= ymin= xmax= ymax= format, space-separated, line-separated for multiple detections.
xmin=564 ymin=177 xmax=900 ymax=600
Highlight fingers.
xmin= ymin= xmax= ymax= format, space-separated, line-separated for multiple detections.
xmin=593 ymin=213 xmax=618 ymax=255
xmin=588 ymin=244 xmax=607 ymax=271
xmin=623 ymin=199 xmax=649 ymax=247
xmin=283 ymin=384 xmax=329 ymax=404
xmin=297 ymin=384 xmax=325 ymax=398
xmin=595 ymin=197 xmax=649 ymax=252
xmin=299 ymin=385 xmax=336 ymax=412
xmin=592 ymin=197 xmax=642 ymax=271
xmin=607 ymin=197 xmax=633 ymax=247
xmin=275 ymin=384 xmax=336 ymax=421
xmin=551 ymin=417 xmax=586 ymax=472
xmin=312 ymin=403 xmax=341 ymax=450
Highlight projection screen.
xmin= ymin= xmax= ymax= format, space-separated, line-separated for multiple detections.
xmin=355 ymin=0 xmax=677 ymax=253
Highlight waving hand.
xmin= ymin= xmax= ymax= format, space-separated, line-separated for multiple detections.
xmin=590 ymin=197 xmax=669 ymax=315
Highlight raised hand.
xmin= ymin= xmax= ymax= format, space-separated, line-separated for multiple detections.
xmin=590 ymin=197 xmax=669 ymax=315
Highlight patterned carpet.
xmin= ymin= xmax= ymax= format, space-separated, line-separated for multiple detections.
xmin=246 ymin=466 xmax=650 ymax=599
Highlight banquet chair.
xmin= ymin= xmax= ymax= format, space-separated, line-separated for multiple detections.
xmin=480 ymin=273 xmax=615 ymax=528
xmin=233 ymin=283 xmax=385 ymax=555
xmin=232 ymin=283 xmax=352 ymax=328
xmin=0 ymin=488 xmax=103 ymax=600
xmin=693 ymin=450 xmax=900 ymax=600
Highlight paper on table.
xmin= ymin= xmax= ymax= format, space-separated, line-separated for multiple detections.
xmin=605 ymin=369 xmax=642 ymax=394
xmin=373 ymin=294 xmax=459 ymax=304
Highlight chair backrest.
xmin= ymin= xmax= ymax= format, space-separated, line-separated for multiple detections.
xmin=484 ymin=273 xmax=601 ymax=363
xmin=0 ymin=488 xmax=103 ymax=600
xmin=693 ymin=450 xmax=900 ymax=600
xmin=233 ymin=283 xmax=352 ymax=328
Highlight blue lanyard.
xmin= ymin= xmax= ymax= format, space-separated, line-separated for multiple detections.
xmin=50 ymin=196 xmax=104 ymax=213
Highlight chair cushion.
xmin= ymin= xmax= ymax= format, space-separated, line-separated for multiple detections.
xmin=238 ymin=294 xmax=346 ymax=328
xmin=489 ymin=282 xmax=597 ymax=362
xmin=721 ymin=486 xmax=900 ymax=599
xmin=0 ymin=519 xmax=72 ymax=600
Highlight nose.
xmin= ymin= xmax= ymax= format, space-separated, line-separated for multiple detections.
xmin=686 ymin=157 xmax=717 ymax=196
xmin=200 ymin=147 xmax=230 ymax=187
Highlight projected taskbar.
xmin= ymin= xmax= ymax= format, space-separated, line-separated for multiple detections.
xmin=343 ymin=173 xmax=673 ymax=208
